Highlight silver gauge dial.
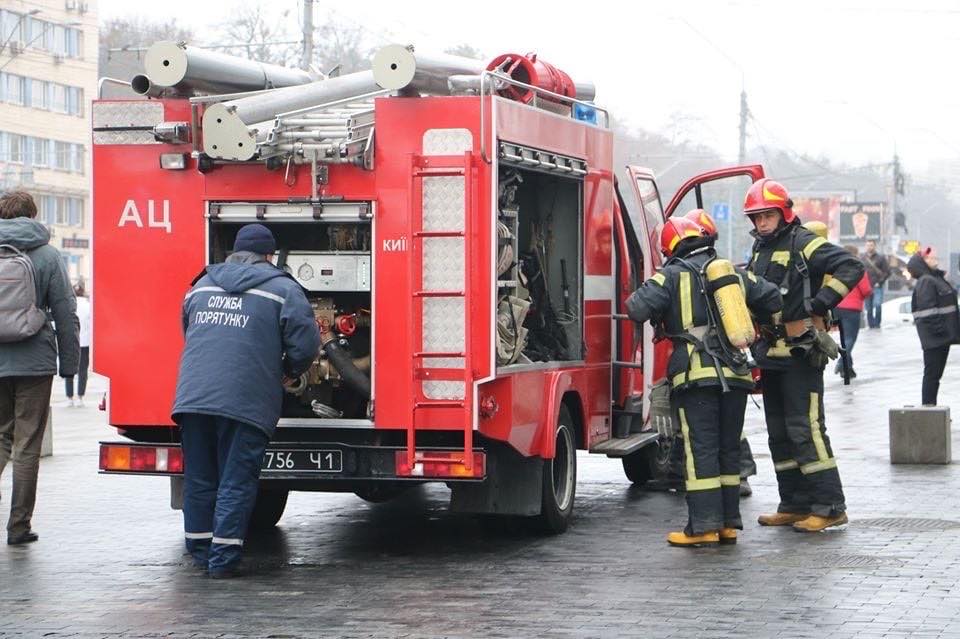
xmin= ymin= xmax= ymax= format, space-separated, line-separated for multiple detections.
xmin=297 ymin=263 xmax=315 ymax=281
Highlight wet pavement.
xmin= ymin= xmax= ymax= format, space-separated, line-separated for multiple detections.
xmin=2 ymin=322 xmax=959 ymax=638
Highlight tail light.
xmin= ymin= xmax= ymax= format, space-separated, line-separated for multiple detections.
xmin=99 ymin=444 xmax=184 ymax=474
xmin=395 ymin=450 xmax=485 ymax=479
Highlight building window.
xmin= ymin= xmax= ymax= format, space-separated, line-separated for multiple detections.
xmin=0 ymin=132 xmax=85 ymax=174
xmin=68 ymin=197 xmax=83 ymax=227
xmin=1 ymin=11 xmax=24 ymax=47
xmin=1 ymin=73 xmax=25 ymax=106
xmin=0 ymin=74 xmax=83 ymax=115
xmin=6 ymin=133 xmax=24 ymax=164
xmin=50 ymin=83 xmax=66 ymax=113
xmin=0 ymin=10 xmax=84 ymax=60
xmin=39 ymin=195 xmax=54 ymax=225
xmin=71 ymin=144 xmax=84 ymax=174
xmin=29 ymin=79 xmax=47 ymax=109
xmin=53 ymin=141 xmax=70 ymax=170
xmin=54 ymin=196 xmax=68 ymax=225
xmin=25 ymin=16 xmax=44 ymax=49
xmin=67 ymin=86 xmax=83 ymax=116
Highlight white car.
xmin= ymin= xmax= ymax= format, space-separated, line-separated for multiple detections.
xmin=881 ymin=295 xmax=913 ymax=327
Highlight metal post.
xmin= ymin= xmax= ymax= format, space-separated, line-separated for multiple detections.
xmin=301 ymin=0 xmax=314 ymax=72
xmin=738 ymin=89 xmax=748 ymax=164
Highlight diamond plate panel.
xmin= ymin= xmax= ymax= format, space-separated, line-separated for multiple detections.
xmin=93 ymin=101 xmax=164 ymax=128
xmin=93 ymin=131 xmax=158 ymax=145
xmin=422 ymin=297 xmax=465 ymax=399
xmin=422 ymin=357 xmax=466 ymax=400
xmin=423 ymin=237 xmax=464 ymax=291
xmin=93 ymin=102 xmax=163 ymax=145
xmin=423 ymin=128 xmax=473 ymax=156
xmin=422 ymin=176 xmax=464 ymax=232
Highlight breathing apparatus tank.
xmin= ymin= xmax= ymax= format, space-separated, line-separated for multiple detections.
xmin=704 ymin=258 xmax=755 ymax=349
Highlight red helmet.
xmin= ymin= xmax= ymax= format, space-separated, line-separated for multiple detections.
xmin=684 ymin=208 xmax=718 ymax=238
xmin=743 ymin=178 xmax=795 ymax=223
xmin=660 ymin=217 xmax=704 ymax=257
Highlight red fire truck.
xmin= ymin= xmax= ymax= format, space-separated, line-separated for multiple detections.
xmin=95 ymin=43 xmax=764 ymax=532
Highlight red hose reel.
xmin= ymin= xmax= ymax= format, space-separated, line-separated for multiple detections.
xmin=486 ymin=53 xmax=576 ymax=104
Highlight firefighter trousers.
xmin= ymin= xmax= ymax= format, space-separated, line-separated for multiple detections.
xmin=761 ymin=361 xmax=846 ymax=517
xmin=671 ymin=386 xmax=746 ymax=534
xmin=179 ymin=413 xmax=270 ymax=571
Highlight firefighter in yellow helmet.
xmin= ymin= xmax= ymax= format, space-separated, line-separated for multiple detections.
xmin=684 ymin=209 xmax=758 ymax=498
xmin=744 ymin=179 xmax=864 ymax=532
xmin=626 ymin=215 xmax=781 ymax=547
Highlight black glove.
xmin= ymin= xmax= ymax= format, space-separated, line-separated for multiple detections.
xmin=809 ymin=297 xmax=828 ymax=317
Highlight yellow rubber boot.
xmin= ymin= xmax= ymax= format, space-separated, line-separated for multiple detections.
xmin=718 ymin=528 xmax=738 ymax=545
xmin=758 ymin=512 xmax=810 ymax=526
xmin=667 ymin=530 xmax=720 ymax=547
xmin=793 ymin=513 xmax=849 ymax=532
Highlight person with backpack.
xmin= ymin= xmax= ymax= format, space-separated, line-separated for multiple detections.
xmin=0 ymin=190 xmax=79 ymax=545
xmin=626 ymin=214 xmax=782 ymax=547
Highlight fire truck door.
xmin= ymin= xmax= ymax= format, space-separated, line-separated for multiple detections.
xmin=662 ymin=164 xmax=766 ymax=266
xmin=623 ymin=167 xmax=668 ymax=424
xmin=663 ymin=165 xmax=766 ymax=219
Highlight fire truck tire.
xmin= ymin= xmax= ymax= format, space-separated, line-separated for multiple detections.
xmin=621 ymin=448 xmax=653 ymax=484
xmin=248 ymin=488 xmax=289 ymax=531
xmin=536 ymin=405 xmax=577 ymax=534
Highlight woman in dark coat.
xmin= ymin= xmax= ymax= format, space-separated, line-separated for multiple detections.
xmin=907 ymin=247 xmax=960 ymax=405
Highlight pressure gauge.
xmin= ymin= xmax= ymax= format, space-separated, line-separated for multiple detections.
xmin=297 ymin=263 xmax=315 ymax=281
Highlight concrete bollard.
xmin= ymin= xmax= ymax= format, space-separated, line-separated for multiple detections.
xmin=41 ymin=406 xmax=52 ymax=457
xmin=889 ymin=406 xmax=951 ymax=464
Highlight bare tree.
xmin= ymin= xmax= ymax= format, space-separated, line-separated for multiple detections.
xmin=99 ymin=17 xmax=194 ymax=71
xmin=215 ymin=2 xmax=298 ymax=66
xmin=313 ymin=19 xmax=376 ymax=75
xmin=99 ymin=17 xmax=195 ymax=95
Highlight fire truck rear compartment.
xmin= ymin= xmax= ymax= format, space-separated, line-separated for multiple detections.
xmin=497 ymin=167 xmax=583 ymax=367
xmin=207 ymin=214 xmax=373 ymax=423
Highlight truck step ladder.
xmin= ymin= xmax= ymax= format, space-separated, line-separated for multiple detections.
xmin=408 ymin=151 xmax=475 ymax=470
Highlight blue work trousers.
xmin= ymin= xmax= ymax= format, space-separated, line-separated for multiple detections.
xmin=179 ymin=413 xmax=269 ymax=572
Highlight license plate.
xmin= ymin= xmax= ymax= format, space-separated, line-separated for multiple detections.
xmin=261 ymin=449 xmax=342 ymax=473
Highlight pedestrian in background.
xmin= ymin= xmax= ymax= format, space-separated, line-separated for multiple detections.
xmin=65 ymin=282 xmax=91 ymax=407
xmin=0 ymin=191 xmax=79 ymax=546
xmin=907 ymin=247 xmax=960 ymax=406
xmin=862 ymin=240 xmax=890 ymax=328
xmin=834 ymin=246 xmax=872 ymax=379
xmin=172 ymin=224 xmax=319 ymax=578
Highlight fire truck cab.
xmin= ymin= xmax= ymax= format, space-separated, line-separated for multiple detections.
xmin=95 ymin=45 xmax=765 ymax=533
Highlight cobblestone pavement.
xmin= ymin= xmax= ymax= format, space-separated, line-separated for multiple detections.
xmin=2 ymin=323 xmax=959 ymax=638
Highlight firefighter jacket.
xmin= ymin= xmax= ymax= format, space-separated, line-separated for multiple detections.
xmin=625 ymin=248 xmax=782 ymax=392
xmin=748 ymin=221 xmax=864 ymax=323
xmin=747 ymin=221 xmax=864 ymax=369
xmin=172 ymin=252 xmax=321 ymax=436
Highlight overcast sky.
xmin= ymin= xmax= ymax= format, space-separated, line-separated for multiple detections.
xmin=98 ymin=0 xmax=960 ymax=173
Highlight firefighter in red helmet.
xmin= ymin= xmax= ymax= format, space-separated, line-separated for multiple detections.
xmin=626 ymin=214 xmax=781 ymax=547
xmin=744 ymin=178 xmax=864 ymax=532
xmin=683 ymin=209 xmax=759 ymax=498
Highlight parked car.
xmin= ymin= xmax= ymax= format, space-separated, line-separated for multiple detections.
xmin=881 ymin=295 xmax=913 ymax=327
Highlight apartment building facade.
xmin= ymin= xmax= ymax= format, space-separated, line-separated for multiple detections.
xmin=0 ymin=0 xmax=96 ymax=286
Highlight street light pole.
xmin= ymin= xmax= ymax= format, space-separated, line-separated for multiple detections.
xmin=301 ymin=0 xmax=314 ymax=71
